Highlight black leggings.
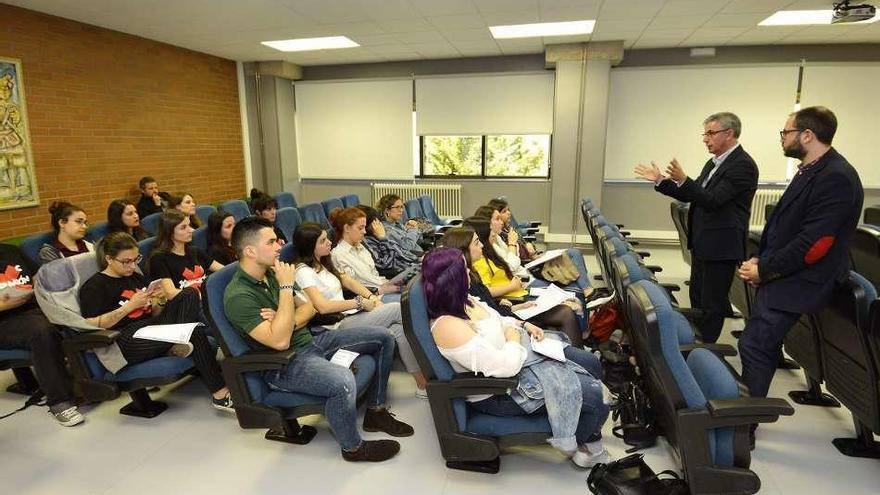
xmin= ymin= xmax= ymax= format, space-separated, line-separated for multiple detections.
xmin=529 ymin=304 xmax=584 ymax=348
xmin=0 ymin=306 xmax=74 ymax=407
xmin=114 ymin=288 xmax=225 ymax=394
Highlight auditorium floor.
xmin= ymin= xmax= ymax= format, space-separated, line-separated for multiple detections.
xmin=2 ymin=248 xmax=879 ymax=494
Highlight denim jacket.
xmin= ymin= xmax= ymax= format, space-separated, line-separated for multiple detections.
xmin=509 ymin=331 xmax=587 ymax=413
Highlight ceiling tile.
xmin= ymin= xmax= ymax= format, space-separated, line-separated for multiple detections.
xmin=720 ymin=0 xmax=792 ymax=14
xmin=276 ymin=0 xmax=370 ymax=24
xmin=539 ymin=6 xmax=601 ymax=22
xmin=376 ymin=17 xmax=435 ymax=33
xmin=349 ymin=33 xmax=406 ymax=46
xmin=702 ymin=12 xmax=768 ymax=28
xmin=439 ymin=28 xmax=494 ymax=41
xmin=592 ymin=18 xmax=653 ymax=33
xmin=394 ymin=31 xmax=447 ymax=43
xmin=599 ymin=0 xmax=665 ymax=20
xmin=543 ymin=33 xmax=592 ymax=43
xmin=426 ymin=14 xmax=487 ymax=29
xmin=656 ymin=0 xmax=730 ymax=17
xmin=647 ymin=15 xmax=712 ymax=29
xmin=480 ymin=10 xmax=542 ymax=25
xmin=688 ymin=26 xmax=753 ymax=38
xmin=316 ymin=21 xmax=386 ymax=36
xmin=475 ymin=0 xmax=539 ymax=13
xmin=495 ymin=37 xmax=546 ymax=54
xmin=410 ymin=0 xmax=479 ymax=17
xmin=590 ymin=30 xmax=643 ymax=42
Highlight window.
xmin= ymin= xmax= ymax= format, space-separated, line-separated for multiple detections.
xmin=420 ymin=134 xmax=551 ymax=178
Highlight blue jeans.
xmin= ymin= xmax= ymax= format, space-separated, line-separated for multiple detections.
xmin=265 ymin=326 xmax=396 ymax=450
xmin=470 ymin=346 xmax=608 ymax=446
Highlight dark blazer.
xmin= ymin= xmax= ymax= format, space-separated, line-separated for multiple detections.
xmin=756 ymin=148 xmax=863 ymax=313
xmin=136 ymin=191 xmax=170 ymax=218
xmin=656 ymin=145 xmax=758 ymax=261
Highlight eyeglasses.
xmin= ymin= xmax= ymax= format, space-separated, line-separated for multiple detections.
xmin=113 ymin=255 xmax=143 ymax=266
xmin=389 ymin=204 xmax=404 ymax=210
xmin=701 ymin=128 xmax=730 ymax=138
xmin=779 ymin=128 xmax=803 ymax=139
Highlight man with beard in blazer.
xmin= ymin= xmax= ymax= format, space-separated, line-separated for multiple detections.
xmin=635 ymin=112 xmax=758 ymax=343
xmin=737 ymin=106 xmax=863 ymax=403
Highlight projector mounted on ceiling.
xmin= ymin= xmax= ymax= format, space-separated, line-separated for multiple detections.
xmin=832 ymin=1 xmax=877 ymax=23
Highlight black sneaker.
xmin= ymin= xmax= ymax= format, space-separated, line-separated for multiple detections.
xmin=363 ymin=408 xmax=414 ymax=437
xmin=212 ymin=393 xmax=235 ymax=413
xmin=342 ymin=439 xmax=400 ymax=462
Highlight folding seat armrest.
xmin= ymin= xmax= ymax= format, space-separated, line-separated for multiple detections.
xmin=63 ymin=329 xmax=120 ymax=352
xmin=435 ymin=224 xmax=455 ymax=233
xmin=628 ymin=240 xmax=641 ymax=246
xmin=637 ymin=251 xmax=651 ymax=258
xmin=707 ymin=398 xmax=795 ymax=420
xmin=646 ymin=265 xmax=662 ymax=273
xmin=660 ymin=283 xmax=680 ymax=293
xmin=522 ymin=227 xmax=539 ymax=235
xmin=679 ymin=343 xmax=738 ymax=357
xmin=522 ymin=235 xmax=536 ymax=242
xmin=225 ymin=349 xmax=297 ymax=373
xmin=615 ymin=224 xmax=625 ymax=229
xmin=427 ymin=374 xmax=518 ymax=399
xmin=527 ymin=221 xmax=542 ymax=228
xmin=619 ymin=230 xmax=631 ymax=237
xmin=445 ymin=219 xmax=463 ymax=226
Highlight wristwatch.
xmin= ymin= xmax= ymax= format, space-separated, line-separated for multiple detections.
xmin=279 ymin=284 xmax=295 ymax=292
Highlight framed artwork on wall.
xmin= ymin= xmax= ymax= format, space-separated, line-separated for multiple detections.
xmin=0 ymin=57 xmax=38 ymax=210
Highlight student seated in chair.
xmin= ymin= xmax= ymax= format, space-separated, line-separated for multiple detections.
xmin=487 ymin=198 xmax=537 ymax=260
xmin=148 ymin=210 xmax=223 ymax=301
xmin=293 ymin=221 xmax=428 ymax=396
xmin=0 ymin=243 xmax=85 ymax=426
xmin=422 ymin=247 xmax=611 ymax=468
xmin=136 ymin=176 xmax=170 ymax=218
xmin=441 ymin=226 xmax=586 ymax=348
xmin=357 ymin=205 xmax=420 ymax=279
xmin=207 ymin=210 xmax=237 ymax=265
xmin=79 ymin=232 xmax=233 ymax=411
xmin=107 ymin=199 xmax=148 ymax=241
xmin=376 ymin=194 xmax=423 ymax=258
xmin=250 ymin=188 xmax=287 ymax=244
xmin=39 ymin=201 xmax=95 ymax=265
xmin=329 ymin=207 xmax=403 ymax=298
xmin=167 ymin=192 xmax=202 ymax=229
xmin=223 ymin=217 xmax=413 ymax=462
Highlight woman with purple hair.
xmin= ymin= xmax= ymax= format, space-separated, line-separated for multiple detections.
xmin=421 ymin=247 xmax=611 ymax=468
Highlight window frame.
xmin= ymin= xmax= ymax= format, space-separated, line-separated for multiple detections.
xmin=418 ymin=134 xmax=552 ymax=180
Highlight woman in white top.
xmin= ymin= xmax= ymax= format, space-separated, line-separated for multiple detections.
xmin=292 ymin=221 xmax=427 ymax=396
xmin=328 ymin=207 xmax=401 ymax=302
xmin=423 ymin=247 xmax=610 ymax=468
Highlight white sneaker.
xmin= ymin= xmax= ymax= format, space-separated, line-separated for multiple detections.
xmin=50 ymin=406 xmax=85 ymax=427
xmin=571 ymin=448 xmax=612 ymax=468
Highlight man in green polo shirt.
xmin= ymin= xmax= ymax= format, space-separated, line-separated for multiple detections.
xmin=224 ymin=217 xmax=413 ymax=462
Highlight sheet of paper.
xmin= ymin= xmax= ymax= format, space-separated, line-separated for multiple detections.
xmin=530 ymin=336 xmax=566 ymax=362
xmin=133 ymin=322 xmax=201 ymax=344
xmin=513 ymin=293 xmax=565 ymax=320
xmin=329 ymin=349 xmax=360 ymax=368
xmin=523 ymin=248 xmax=567 ymax=270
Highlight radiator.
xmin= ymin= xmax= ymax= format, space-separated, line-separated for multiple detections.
xmin=750 ymin=188 xmax=785 ymax=229
xmin=371 ymin=183 xmax=462 ymax=218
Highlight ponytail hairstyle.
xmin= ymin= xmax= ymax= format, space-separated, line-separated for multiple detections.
xmin=328 ymin=206 xmax=366 ymax=242
xmin=48 ymin=201 xmax=84 ymax=234
xmin=249 ymin=188 xmax=277 ymax=217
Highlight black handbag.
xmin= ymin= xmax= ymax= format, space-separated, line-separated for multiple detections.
xmin=310 ymin=312 xmax=345 ymax=327
xmin=587 ymin=454 xmax=688 ymax=495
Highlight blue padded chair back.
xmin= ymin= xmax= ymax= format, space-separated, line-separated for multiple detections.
xmin=205 ymin=262 xmax=271 ymax=402
xmin=195 ymin=205 xmax=217 ymax=226
xmin=610 ymin=237 xmax=630 ymax=257
xmin=191 ymin=227 xmax=208 ymax=252
xmin=340 ymin=194 xmax=360 ymax=208
xmin=279 ymin=242 xmax=298 ymax=263
xmin=402 ymin=276 xmax=468 ymax=429
xmin=274 ymin=192 xmax=297 ymax=210
xmin=321 ymin=198 xmax=344 ymax=219
xmin=687 ymin=348 xmax=739 ymax=467
xmin=640 ymin=280 xmax=695 ymax=346
xmin=86 ymin=222 xmax=109 ymax=243
xmin=221 ymin=200 xmax=251 ymax=222
xmin=275 ymin=207 xmax=302 ymax=244
xmin=419 ymin=195 xmax=443 ymax=225
xmin=21 ymin=232 xmax=55 ymax=267
xmin=140 ymin=212 xmax=161 ymax=235
xmin=138 ymin=237 xmax=156 ymax=272
xmin=299 ymin=203 xmax=333 ymax=236
xmin=404 ymin=198 xmax=424 ymax=220
xmin=849 ymin=271 xmax=878 ymax=327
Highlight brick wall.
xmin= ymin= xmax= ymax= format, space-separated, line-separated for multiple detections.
xmin=0 ymin=4 xmax=246 ymax=239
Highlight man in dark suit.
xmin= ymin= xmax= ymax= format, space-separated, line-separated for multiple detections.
xmin=738 ymin=106 xmax=863 ymax=400
xmin=635 ymin=112 xmax=758 ymax=343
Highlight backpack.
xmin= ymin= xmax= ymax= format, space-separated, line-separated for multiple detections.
xmin=587 ymin=454 xmax=689 ymax=495
xmin=588 ymin=303 xmax=620 ymax=342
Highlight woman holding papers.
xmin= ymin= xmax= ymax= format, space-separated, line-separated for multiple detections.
xmin=440 ymin=227 xmax=587 ymax=348
xmin=423 ymin=248 xmax=610 ymax=468
xmin=79 ymin=231 xmax=233 ymax=411
xmin=292 ymin=222 xmax=427 ymax=397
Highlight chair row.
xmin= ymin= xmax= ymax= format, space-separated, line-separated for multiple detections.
xmin=583 ymin=198 xmax=794 ymax=495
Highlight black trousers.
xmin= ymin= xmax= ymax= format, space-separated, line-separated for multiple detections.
xmin=0 ymin=306 xmax=75 ymax=407
xmin=114 ymin=289 xmax=225 ymax=394
xmin=689 ymin=257 xmax=737 ymax=343
xmin=737 ymin=289 xmax=801 ymax=398
xmin=529 ymin=304 xmax=583 ymax=348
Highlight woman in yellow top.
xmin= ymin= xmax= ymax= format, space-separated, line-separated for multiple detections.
xmin=465 ymin=217 xmax=529 ymax=299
